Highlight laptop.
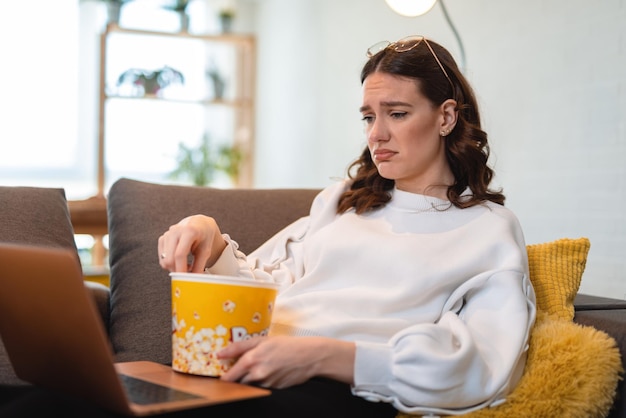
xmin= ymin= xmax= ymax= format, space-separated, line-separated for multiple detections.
xmin=0 ymin=243 xmax=270 ymax=416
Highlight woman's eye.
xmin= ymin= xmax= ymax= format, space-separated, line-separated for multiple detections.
xmin=390 ymin=112 xmax=407 ymax=119
xmin=361 ymin=115 xmax=374 ymax=124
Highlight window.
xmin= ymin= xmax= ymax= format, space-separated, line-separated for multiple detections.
xmin=2 ymin=1 xmax=254 ymax=270
xmin=0 ymin=1 xmax=85 ymax=197
xmin=1 ymin=0 xmax=236 ymax=200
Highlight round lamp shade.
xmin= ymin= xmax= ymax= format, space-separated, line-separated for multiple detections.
xmin=385 ymin=0 xmax=437 ymax=16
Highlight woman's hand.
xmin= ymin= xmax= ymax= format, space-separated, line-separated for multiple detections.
xmin=217 ymin=336 xmax=356 ymax=388
xmin=158 ymin=215 xmax=227 ymax=273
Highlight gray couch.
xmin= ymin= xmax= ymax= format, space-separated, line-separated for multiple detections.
xmin=1 ymin=178 xmax=625 ymax=417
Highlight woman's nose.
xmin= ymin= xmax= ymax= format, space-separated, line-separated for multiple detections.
xmin=367 ymin=119 xmax=389 ymax=143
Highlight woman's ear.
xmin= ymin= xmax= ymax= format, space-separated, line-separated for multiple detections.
xmin=440 ymin=99 xmax=458 ymax=136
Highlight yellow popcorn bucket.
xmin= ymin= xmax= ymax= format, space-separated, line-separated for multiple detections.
xmin=170 ymin=273 xmax=279 ymax=377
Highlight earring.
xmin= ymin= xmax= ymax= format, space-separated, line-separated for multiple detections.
xmin=440 ymin=129 xmax=450 ymax=137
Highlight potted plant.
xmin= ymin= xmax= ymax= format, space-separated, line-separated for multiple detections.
xmin=116 ymin=66 xmax=184 ymax=97
xmin=168 ymin=134 xmax=243 ymax=186
xmin=206 ymin=66 xmax=226 ymax=100
xmin=97 ymin=0 xmax=134 ymax=26
xmin=162 ymin=0 xmax=192 ymax=32
xmin=215 ymin=142 xmax=243 ymax=183
xmin=218 ymin=8 xmax=235 ymax=33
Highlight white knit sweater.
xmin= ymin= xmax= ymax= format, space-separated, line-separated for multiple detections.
xmin=208 ymin=179 xmax=536 ymax=416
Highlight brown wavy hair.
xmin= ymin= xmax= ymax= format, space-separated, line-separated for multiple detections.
xmin=337 ymin=38 xmax=505 ymax=214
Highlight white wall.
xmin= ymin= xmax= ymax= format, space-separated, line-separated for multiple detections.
xmin=249 ymin=0 xmax=626 ymax=299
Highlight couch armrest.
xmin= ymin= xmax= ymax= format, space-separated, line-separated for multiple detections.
xmin=84 ymin=281 xmax=110 ymax=334
xmin=0 ymin=185 xmax=80 ymax=387
xmin=575 ymin=293 xmax=626 ymax=311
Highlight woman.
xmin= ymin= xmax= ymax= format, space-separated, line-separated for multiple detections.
xmin=159 ymin=36 xmax=536 ymax=417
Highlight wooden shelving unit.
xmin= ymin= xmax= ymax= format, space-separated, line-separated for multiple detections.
xmin=69 ymin=25 xmax=256 ymax=268
xmin=97 ymin=24 xmax=257 ymax=195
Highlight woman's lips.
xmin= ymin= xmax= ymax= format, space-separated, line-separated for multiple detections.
xmin=373 ymin=149 xmax=396 ymax=161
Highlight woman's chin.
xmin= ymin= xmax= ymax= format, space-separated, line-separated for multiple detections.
xmin=375 ymin=166 xmax=398 ymax=181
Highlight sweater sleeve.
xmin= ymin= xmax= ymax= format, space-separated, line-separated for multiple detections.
xmin=205 ymin=181 xmax=345 ymax=286
xmin=352 ymin=265 xmax=536 ymax=415
xmin=204 ymin=219 xmax=309 ymax=286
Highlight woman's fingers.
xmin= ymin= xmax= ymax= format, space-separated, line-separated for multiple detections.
xmin=157 ymin=215 xmax=218 ymax=273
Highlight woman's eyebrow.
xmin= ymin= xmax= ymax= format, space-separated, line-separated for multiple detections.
xmin=380 ymin=100 xmax=413 ymax=108
xmin=359 ymin=101 xmax=413 ymax=113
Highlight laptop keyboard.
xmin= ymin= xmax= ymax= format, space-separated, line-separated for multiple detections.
xmin=120 ymin=374 xmax=203 ymax=405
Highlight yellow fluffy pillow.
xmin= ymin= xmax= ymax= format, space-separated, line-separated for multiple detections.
xmin=526 ymin=237 xmax=590 ymax=321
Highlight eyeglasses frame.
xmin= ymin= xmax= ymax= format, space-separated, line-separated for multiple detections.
xmin=366 ymin=35 xmax=454 ymax=94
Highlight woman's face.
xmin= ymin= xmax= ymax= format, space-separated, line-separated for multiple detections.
xmin=360 ymin=71 xmax=456 ymax=197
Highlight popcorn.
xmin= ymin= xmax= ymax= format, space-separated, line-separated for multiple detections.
xmin=172 ymin=325 xmax=235 ymax=376
xmin=223 ymin=300 xmax=236 ymax=313
xmin=171 ymin=312 xmax=186 ymax=334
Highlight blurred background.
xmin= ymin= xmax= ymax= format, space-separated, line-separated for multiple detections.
xmin=1 ymin=0 xmax=624 ymax=298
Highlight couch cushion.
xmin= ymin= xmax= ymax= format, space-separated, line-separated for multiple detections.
xmin=106 ymin=178 xmax=319 ymax=364
xmin=526 ymin=237 xmax=590 ymax=321
xmin=0 ymin=186 xmax=78 ymax=386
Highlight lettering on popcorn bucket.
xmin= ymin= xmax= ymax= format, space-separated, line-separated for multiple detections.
xmin=170 ymin=273 xmax=279 ymax=377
